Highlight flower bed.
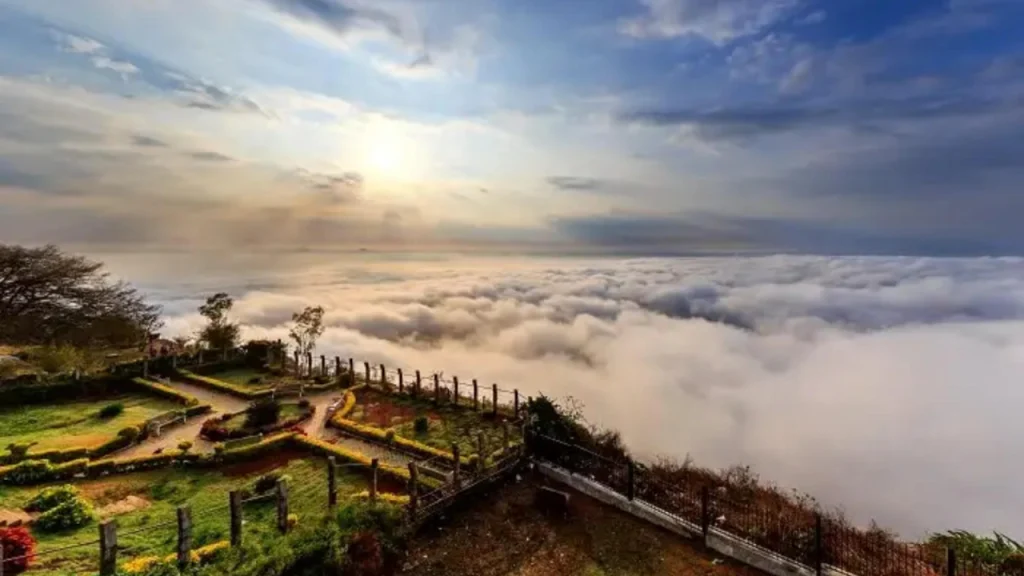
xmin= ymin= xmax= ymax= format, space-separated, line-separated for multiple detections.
xmin=200 ymin=402 xmax=314 ymax=441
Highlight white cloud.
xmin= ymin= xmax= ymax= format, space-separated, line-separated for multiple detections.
xmin=91 ymin=56 xmax=139 ymax=76
xmin=620 ymin=0 xmax=801 ymax=45
xmin=54 ymin=31 xmax=105 ymax=54
xmin=112 ymin=252 xmax=1024 ymax=539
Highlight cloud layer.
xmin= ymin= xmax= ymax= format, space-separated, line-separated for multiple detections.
xmin=108 ymin=252 xmax=1024 ymax=538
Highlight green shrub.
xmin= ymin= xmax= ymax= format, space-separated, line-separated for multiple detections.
xmin=245 ymin=398 xmax=281 ymax=428
xmin=3 ymin=459 xmax=54 ymax=485
xmin=248 ymin=376 xmax=263 ymax=385
xmin=26 ymin=484 xmax=79 ymax=512
xmin=98 ymin=403 xmax=124 ymax=419
xmin=177 ymin=441 xmax=193 ymax=453
xmin=253 ymin=473 xmax=281 ymax=494
xmin=35 ymin=496 xmax=95 ymax=532
xmin=413 ymin=416 xmax=429 ymax=435
xmin=298 ymin=398 xmax=311 ymax=409
xmin=383 ymin=430 xmax=395 ymax=445
xmin=118 ymin=426 xmax=141 ymax=441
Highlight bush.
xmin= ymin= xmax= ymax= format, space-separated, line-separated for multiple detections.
xmin=245 ymin=398 xmax=282 ymax=428
xmin=384 ymin=430 xmax=395 ymax=445
xmin=26 ymin=484 xmax=79 ymax=512
xmin=298 ymin=398 xmax=311 ymax=409
xmin=0 ymin=526 xmax=36 ymax=574
xmin=254 ymin=472 xmax=281 ymax=494
xmin=118 ymin=426 xmax=141 ymax=441
xmin=98 ymin=403 xmax=124 ymax=419
xmin=346 ymin=531 xmax=385 ymax=576
xmin=177 ymin=441 xmax=193 ymax=453
xmin=35 ymin=496 xmax=95 ymax=532
xmin=5 ymin=442 xmax=34 ymax=460
xmin=313 ymin=374 xmax=329 ymax=384
xmin=248 ymin=376 xmax=263 ymax=385
xmin=413 ymin=416 xmax=429 ymax=435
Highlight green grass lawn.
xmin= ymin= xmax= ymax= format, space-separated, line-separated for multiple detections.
xmin=349 ymin=389 xmax=511 ymax=456
xmin=203 ymin=367 xmax=273 ymax=389
xmin=0 ymin=394 xmax=182 ymax=452
xmin=0 ymin=452 xmax=372 ymax=575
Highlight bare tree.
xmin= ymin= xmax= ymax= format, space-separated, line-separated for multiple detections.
xmin=288 ymin=305 xmax=325 ymax=357
xmin=0 ymin=244 xmax=161 ymax=347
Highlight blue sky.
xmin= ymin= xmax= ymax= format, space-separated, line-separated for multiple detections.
xmin=0 ymin=0 xmax=1021 ymax=255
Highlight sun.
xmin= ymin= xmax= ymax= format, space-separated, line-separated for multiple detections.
xmin=362 ymin=122 xmax=409 ymax=177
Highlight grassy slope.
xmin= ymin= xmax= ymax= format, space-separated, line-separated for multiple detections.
xmin=349 ymin=389 xmax=508 ymax=455
xmin=403 ymin=477 xmax=765 ymax=576
xmin=0 ymin=394 xmax=181 ymax=451
xmin=0 ymin=452 xmax=370 ymax=576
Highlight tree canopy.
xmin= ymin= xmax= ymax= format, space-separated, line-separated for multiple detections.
xmin=198 ymin=292 xmax=239 ymax=351
xmin=288 ymin=305 xmax=325 ymax=357
xmin=0 ymin=244 xmax=161 ymax=348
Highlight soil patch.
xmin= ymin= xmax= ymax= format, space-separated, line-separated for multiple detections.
xmin=97 ymin=495 xmax=151 ymax=517
xmin=402 ymin=474 xmax=765 ymax=576
xmin=0 ymin=508 xmax=32 ymax=526
xmin=354 ymin=390 xmax=421 ymax=428
xmin=221 ymin=449 xmax=311 ymax=478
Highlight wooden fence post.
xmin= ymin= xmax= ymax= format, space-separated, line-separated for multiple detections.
xmin=453 ymin=376 xmax=459 ymax=406
xmin=293 ymin=351 xmax=299 ymax=375
xmin=473 ymin=379 xmax=479 ymax=410
xmin=408 ymin=463 xmax=419 ymax=517
xmin=99 ymin=520 xmax=117 ymax=576
xmin=198 ymin=349 xmax=204 ymax=364
xmin=433 ymin=374 xmax=440 ymax=405
xmin=492 ymin=384 xmax=498 ymax=417
xmin=229 ymin=491 xmax=242 ymax=546
xmin=335 ymin=357 xmax=341 ymax=380
xmin=327 ymin=456 xmax=337 ymax=508
xmin=370 ymin=459 xmax=379 ymax=501
xmin=142 ymin=358 xmax=149 ymax=379
xmin=627 ymin=461 xmax=635 ymax=501
xmin=814 ymin=513 xmax=823 ymax=576
xmin=364 ymin=362 xmax=370 ymax=387
xmin=321 ymin=355 xmax=326 ymax=376
xmin=306 ymin=353 xmax=313 ymax=377
xmin=277 ymin=479 xmax=289 ymax=534
xmin=514 ymin=390 xmax=519 ymax=417
xmin=349 ymin=358 xmax=354 ymax=380
xmin=503 ymin=422 xmax=510 ymax=452
xmin=380 ymin=364 xmax=386 ymax=387
xmin=452 ymin=444 xmax=461 ymax=489
xmin=700 ymin=486 xmax=711 ymax=541
xmin=947 ymin=548 xmax=957 ymax=576
xmin=398 ymin=368 xmax=404 ymax=394
xmin=415 ymin=370 xmax=421 ymax=397
xmin=177 ymin=506 xmax=192 ymax=570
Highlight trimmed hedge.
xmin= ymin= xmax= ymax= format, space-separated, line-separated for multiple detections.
xmin=291 ymin=434 xmax=440 ymax=490
xmin=129 ymin=377 xmax=200 ymax=406
xmin=175 ymin=369 xmax=273 ymax=399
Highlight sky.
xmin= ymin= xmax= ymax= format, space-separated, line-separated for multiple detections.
xmin=0 ymin=0 xmax=1022 ymax=255
xmin=100 ymin=251 xmax=1024 ymax=538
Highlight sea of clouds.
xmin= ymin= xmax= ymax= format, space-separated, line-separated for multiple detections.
xmin=100 ymin=252 xmax=1024 ymax=538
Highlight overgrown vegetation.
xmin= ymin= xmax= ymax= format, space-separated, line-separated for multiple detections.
xmin=198 ymin=293 xmax=239 ymax=353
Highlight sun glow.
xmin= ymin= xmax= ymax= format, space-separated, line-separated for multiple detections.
xmin=361 ymin=121 xmax=415 ymax=179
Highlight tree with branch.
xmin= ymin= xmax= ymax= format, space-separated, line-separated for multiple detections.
xmin=0 ymin=244 xmax=161 ymax=347
xmin=198 ymin=292 xmax=239 ymax=351
xmin=288 ymin=305 xmax=325 ymax=357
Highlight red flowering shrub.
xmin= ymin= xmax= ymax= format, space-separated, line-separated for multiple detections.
xmin=0 ymin=526 xmax=36 ymax=574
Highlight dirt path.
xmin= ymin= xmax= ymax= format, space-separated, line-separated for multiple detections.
xmin=402 ymin=474 xmax=766 ymax=576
